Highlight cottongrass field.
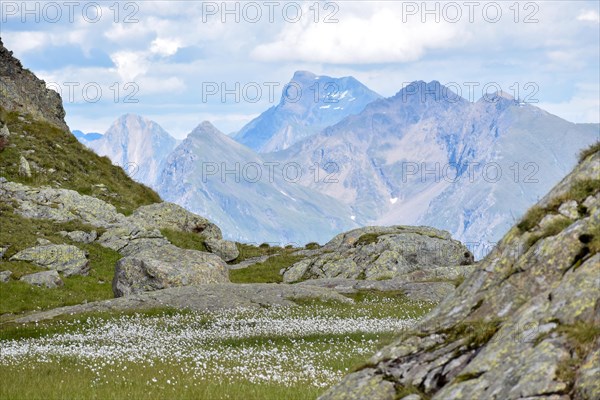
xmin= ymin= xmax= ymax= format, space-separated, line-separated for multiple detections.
xmin=0 ymin=294 xmax=434 ymax=399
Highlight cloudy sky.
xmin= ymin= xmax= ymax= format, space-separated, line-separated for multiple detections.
xmin=2 ymin=0 xmax=599 ymax=138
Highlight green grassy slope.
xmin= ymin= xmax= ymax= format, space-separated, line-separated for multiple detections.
xmin=0 ymin=107 xmax=161 ymax=215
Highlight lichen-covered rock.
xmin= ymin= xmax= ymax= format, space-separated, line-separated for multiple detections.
xmin=113 ymin=244 xmax=229 ymax=297
xmin=10 ymin=244 xmax=89 ymax=277
xmin=0 ymin=181 xmax=126 ymax=227
xmin=283 ymin=226 xmax=473 ymax=282
xmin=20 ymin=270 xmax=63 ymax=288
xmin=0 ymin=270 xmax=11 ymax=283
xmin=59 ymin=230 xmax=97 ymax=244
xmin=18 ymin=155 xmax=31 ymax=177
xmin=319 ymin=150 xmax=600 ymax=400
xmin=204 ymin=238 xmax=239 ymax=262
xmin=321 ymin=368 xmax=396 ymax=400
xmin=97 ymin=225 xmax=170 ymax=256
xmin=128 ymin=202 xmax=222 ymax=240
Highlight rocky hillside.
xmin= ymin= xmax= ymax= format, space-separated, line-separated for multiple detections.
xmin=0 ymin=40 xmax=161 ymax=215
xmin=0 ymin=39 xmax=67 ymax=132
xmin=319 ymin=145 xmax=600 ymax=399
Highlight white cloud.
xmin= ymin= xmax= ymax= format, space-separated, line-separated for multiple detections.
xmin=150 ymin=37 xmax=181 ymax=57
xmin=538 ymin=84 xmax=600 ymax=123
xmin=252 ymin=6 xmax=466 ymax=64
xmin=3 ymin=31 xmax=47 ymax=54
xmin=110 ymin=51 xmax=149 ymax=82
xmin=577 ymin=10 xmax=600 ymax=22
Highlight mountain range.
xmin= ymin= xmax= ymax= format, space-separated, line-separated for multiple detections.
xmin=233 ymin=71 xmax=381 ymax=153
xmin=74 ymin=74 xmax=599 ymax=252
xmin=85 ymin=114 xmax=178 ymax=186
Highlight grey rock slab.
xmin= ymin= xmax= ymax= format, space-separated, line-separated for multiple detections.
xmin=283 ymin=225 xmax=474 ymax=283
xmin=227 ymin=255 xmax=272 ymax=270
xmin=128 ymin=202 xmax=222 ymax=239
xmin=204 ymin=237 xmax=239 ymax=262
xmin=60 ymin=230 xmax=97 ymax=244
xmin=12 ymin=283 xmax=354 ymax=323
xmin=112 ymin=244 xmax=229 ymax=297
xmin=0 ymin=181 xmax=126 ymax=227
xmin=20 ymin=270 xmax=63 ymax=288
xmin=10 ymin=244 xmax=89 ymax=276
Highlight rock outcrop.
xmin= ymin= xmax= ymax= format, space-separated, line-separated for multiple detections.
xmin=283 ymin=226 xmax=473 ymax=282
xmin=10 ymin=244 xmax=89 ymax=277
xmin=0 ymin=38 xmax=68 ymax=131
xmin=0 ymin=181 xmax=126 ymax=227
xmin=13 ymin=283 xmax=354 ymax=323
xmin=319 ymin=149 xmax=600 ymax=399
xmin=20 ymin=270 xmax=63 ymax=288
xmin=204 ymin=237 xmax=240 ymax=262
xmin=113 ymin=244 xmax=229 ymax=297
xmin=1 ymin=178 xmax=235 ymax=295
xmin=128 ymin=202 xmax=222 ymax=240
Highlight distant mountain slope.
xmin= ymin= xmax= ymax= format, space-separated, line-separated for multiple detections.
xmin=156 ymin=121 xmax=358 ymax=244
xmin=87 ymin=114 xmax=178 ymax=187
xmin=72 ymin=130 xmax=102 ymax=144
xmin=271 ymin=81 xmax=599 ymax=253
xmin=233 ymin=71 xmax=381 ymax=153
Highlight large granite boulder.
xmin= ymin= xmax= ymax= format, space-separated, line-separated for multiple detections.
xmin=318 ymin=149 xmax=600 ymax=399
xmin=10 ymin=244 xmax=89 ymax=276
xmin=128 ymin=202 xmax=222 ymax=240
xmin=113 ymin=244 xmax=229 ymax=297
xmin=20 ymin=270 xmax=63 ymax=288
xmin=204 ymin=237 xmax=239 ymax=262
xmin=283 ymin=226 xmax=473 ymax=282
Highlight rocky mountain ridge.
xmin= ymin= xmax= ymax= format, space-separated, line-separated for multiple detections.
xmin=319 ymin=146 xmax=600 ymax=400
xmin=234 ymin=70 xmax=382 ymax=153
xmin=0 ymin=38 xmax=68 ymax=131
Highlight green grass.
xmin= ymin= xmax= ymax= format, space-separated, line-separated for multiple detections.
xmin=0 ymin=206 xmax=119 ymax=315
xmin=230 ymin=252 xmax=305 ymax=283
xmin=556 ymin=321 xmax=600 ymax=357
xmin=394 ymin=385 xmax=430 ymax=400
xmin=524 ymin=217 xmax=574 ymax=249
xmin=304 ymin=242 xmax=321 ymax=250
xmin=160 ymin=228 xmax=208 ymax=252
xmin=0 ymin=295 xmax=435 ymax=400
xmin=0 ymin=108 xmax=160 ymax=215
xmin=0 ymin=359 xmax=325 ymax=400
xmin=554 ymin=321 xmax=600 ymax=390
xmin=355 ymin=233 xmax=383 ymax=247
xmin=232 ymin=242 xmax=282 ymax=263
xmin=578 ymin=141 xmax=600 ymax=163
xmin=517 ymin=178 xmax=600 ymax=233
xmin=442 ymin=319 xmax=503 ymax=350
